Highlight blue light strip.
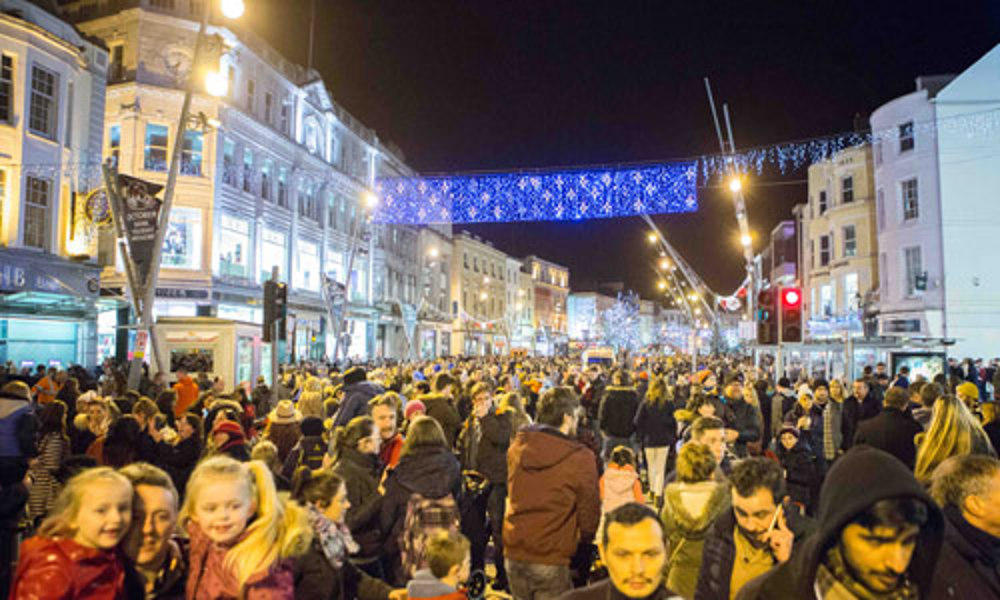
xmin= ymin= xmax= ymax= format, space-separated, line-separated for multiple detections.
xmin=374 ymin=162 xmax=697 ymax=224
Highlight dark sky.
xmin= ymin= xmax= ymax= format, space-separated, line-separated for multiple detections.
xmin=244 ymin=0 xmax=1000 ymax=300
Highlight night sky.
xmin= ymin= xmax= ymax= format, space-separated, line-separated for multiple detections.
xmin=243 ymin=0 xmax=1000 ymax=300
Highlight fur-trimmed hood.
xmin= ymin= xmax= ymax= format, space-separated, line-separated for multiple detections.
xmin=661 ymin=480 xmax=730 ymax=537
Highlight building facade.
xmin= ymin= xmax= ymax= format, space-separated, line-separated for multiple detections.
xmin=524 ymin=255 xmax=569 ymax=355
xmin=801 ymin=144 xmax=878 ymax=339
xmin=450 ymin=231 xmax=508 ymax=355
xmin=567 ymin=291 xmax=615 ymax=342
xmin=415 ymin=226 xmax=453 ymax=359
xmin=0 ymin=0 xmax=108 ymax=368
xmin=61 ymin=0 xmax=422 ymax=371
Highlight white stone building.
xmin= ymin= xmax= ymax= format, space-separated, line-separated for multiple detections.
xmin=450 ymin=231 xmax=508 ymax=355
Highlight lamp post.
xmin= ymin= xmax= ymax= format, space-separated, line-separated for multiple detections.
xmin=127 ymin=0 xmax=241 ymax=390
xmin=331 ymin=190 xmax=378 ymax=364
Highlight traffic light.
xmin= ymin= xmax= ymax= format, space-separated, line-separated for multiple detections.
xmin=780 ymin=287 xmax=803 ymax=343
xmin=263 ymin=280 xmax=287 ymax=342
xmin=757 ymin=288 xmax=777 ymax=345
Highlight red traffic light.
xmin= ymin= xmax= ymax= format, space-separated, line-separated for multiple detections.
xmin=781 ymin=288 xmax=801 ymax=308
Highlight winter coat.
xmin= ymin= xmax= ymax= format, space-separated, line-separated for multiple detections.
xmin=457 ymin=409 xmax=512 ymax=484
xmin=420 ymin=393 xmax=462 ymax=449
xmin=559 ymin=578 xmax=677 ymax=600
xmin=333 ymin=381 xmax=384 ymax=428
xmin=10 ymin=537 xmax=142 ymax=599
xmin=0 ymin=390 xmax=37 ymax=458
xmin=157 ymin=435 xmax=202 ymax=498
xmin=379 ymin=433 xmax=404 ymax=470
xmin=406 ymin=569 xmax=466 ymax=600
xmin=853 ymin=407 xmax=923 ymax=470
xmin=379 ymin=445 xmax=462 ymax=557
xmin=735 ymin=446 xmax=944 ymax=600
xmin=186 ymin=521 xmax=296 ymax=600
xmin=172 ymin=375 xmax=200 ymax=418
xmin=600 ymin=463 xmax=643 ymax=514
xmin=293 ymin=538 xmax=392 ymax=600
xmin=725 ymin=398 xmax=762 ymax=458
xmin=634 ymin=399 xmax=677 ymax=448
xmin=252 ymin=384 xmax=274 ymax=417
xmin=27 ymin=432 xmax=68 ymax=518
xmin=504 ymin=425 xmax=601 ymax=566
xmin=333 ymin=447 xmax=384 ymax=557
xmin=660 ymin=480 xmax=730 ymax=600
xmin=598 ymin=386 xmax=639 ymax=438
xmin=281 ymin=434 xmax=328 ymax=481
xmin=776 ymin=439 xmax=821 ymax=512
xmin=928 ymin=505 xmax=1000 ymax=599
xmin=265 ymin=422 xmax=302 ymax=465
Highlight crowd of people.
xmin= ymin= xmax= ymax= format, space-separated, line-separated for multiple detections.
xmin=0 ymin=352 xmax=999 ymax=600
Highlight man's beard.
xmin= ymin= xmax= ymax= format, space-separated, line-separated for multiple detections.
xmin=737 ymin=523 xmax=770 ymax=550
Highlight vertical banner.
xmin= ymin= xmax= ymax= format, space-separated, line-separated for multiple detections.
xmin=401 ymin=302 xmax=418 ymax=350
xmin=118 ymin=174 xmax=164 ymax=289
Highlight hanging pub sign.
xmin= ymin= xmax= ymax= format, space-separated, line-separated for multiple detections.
xmin=118 ymin=174 xmax=164 ymax=289
xmin=84 ymin=188 xmax=113 ymax=227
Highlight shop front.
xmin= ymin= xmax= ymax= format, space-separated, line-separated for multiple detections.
xmin=0 ymin=247 xmax=104 ymax=368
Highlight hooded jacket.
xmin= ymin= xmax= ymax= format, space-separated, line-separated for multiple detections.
xmin=928 ymin=505 xmax=1000 ymax=599
xmin=660 ymin=480 xmax=730 ymax=599
xmin=379 ymin=445 xmax=462 ymax=556
xmin=334 ymin=447 xmax=384 ymax=557
xmin=0 ymin=390 xmax=36 ymax=458
xmin=172 ymin=375 xmax=200 ymax=418
xmin=333 ymin=381 xmax=384 ymax=428
xmin=503 ymin=425 xmax=600 ymax=566
xmin=420 ymin=393 xmax=462 ymax=449
xmin=735 ymin=446 xmax=944 ymax=600
xmin=598 ymin=385 xmax=639 ymax=438
xmin=600 ymin=463 xmax=643 ymax=514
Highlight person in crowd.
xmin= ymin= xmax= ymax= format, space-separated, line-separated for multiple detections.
xmin=719 ymin=378 xmax=761 ymax=458
xmin=171 ymin=368 xmax=199 ymax=419
xmin=457 ymin=380 xmax=512 ymax=590
xmin=686 ymin=416 xmax=731 ymax=478
xmin=420 ymin=372 xmax=463 ymax=449
xmin=252 ymin=440 xmax=292 ymax=491
xmin=282 ymin=416 xmax=328 ymax=480
xmin=265 ymin=399 xmax=304 ymax=464
xmin=634 ymin=375 xmax=677 ymax=504
xmin=180 ymin=455 xmax=312 ymax=599
xmin=560 ymin=503 xmax=678 ymax=600
xmin=498 ymin=391 xmax=533 ymax=433
xmin=853 ymin=386 xmax=924 ymax=470
xmin=736 ymin=446 xmax=944 ymax=600
xmin=10 ymin=467 xmax=141 ymax=599
xmin=291 ymin=467 xmax=404 ymax=600
xmin=332 ymin=416 xmax=385 ymax=565
xmin=914 ymin=394 xmax=996 ymax=483
xmin=31 ymin=367 xmax=63 ymax=405
xmin=928 ymin=454 xmax=1000 ymax=597
xmin=675 ymin=393 xmax=717 ymax=445
xmin=769 ymin=378 xmax=797 ymax=444
xmin=406 ymin=530 xmax=471 ymax=600
xmin=843 ymin=379 xmax=880 ymax=449
xmin=120 ymin=462 xmax=186 ymax=599
xmin=69 ymin=392 xmax=106 ymax=455
xmin=660 ymin=442 xmax=729 ymax=599
xmin=27 ymin=400 xmax=69 ymax=521
xmin=913 ymin=381 xmax=942 ymax=431
xmin=380 ymin=416 xmax=462 ymax=585
xmin=131 ymin=397 xmax=161 ymax=463
xmin=56 ymin=376 xmax=81 ymax=422
xmin=784 ymin=386 xmax=822 ymax=457
xmin=403 ymin=399 xmax=427 ymax=433
xmin=504 ymin=386 xmax=600 ymax=600
xmin=598 ymin=369 xmax=639 ymax=459
xmin=210 ymin=418 xmax=251 ymax=462
xmin=371 ymin=392 xmax=405 ymax=469
xmin=252 ymin=375 xmax=274 ymax=420
xmin=151 ymin=412 xmax=203 ymax=499
xmin=775 ymin=425 xmax=822 ymax=513
xmin=299 ymin=376 xmax=326 ymax=419
xmin=334 ymin=367 xmax=385 ymax=428
xmin=812 ymin=380 xmax=842 ymax=463
xmin=102 ymin=414 xmax=143 ymax=468
xmin=601 ymin=445 xmax=643 ymax=516
xmin=956 ymin=381 xmax=981 ymax=415
xmin=0 ymin=380 xmax=38 ymax=482
xmin=693 ymin=457 xmax=802 ymax=600
xmin=983 ymin=401 xmax=1000 ymax=457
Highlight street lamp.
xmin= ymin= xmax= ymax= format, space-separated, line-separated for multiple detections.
xmin=363 ymin=190 xmax=379 ymax=210
xmin=659 ymin=258 xmax=671 ymax=271
xmin=740 ymin=233 xmax=752 ymax=247
xmin=657 ymin=280 xmax=667 ymax=291
xmin=647 ymin=232 xmax=657 ymax=244
xmin=729 ymin=177 xmax=742 ymax=193
xmin=479 ymin=291 xmax=488 ymax=301
xmin=427 ymin=247 xmax=440 ymax=259
xmin=220 ymin=0 xmax=245 ymax=19
xmin=204 ymin=71 xmax=228 ymax=97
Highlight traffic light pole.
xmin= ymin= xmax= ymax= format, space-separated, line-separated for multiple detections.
xmin=777 ymin=290 xmax=784 ymax=381
xmin=270 ymin=266 xmax=280 ymax=388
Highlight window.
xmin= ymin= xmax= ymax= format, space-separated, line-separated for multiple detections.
xmin=899 ymin=121 xmax=914 ymax=153
xmin=844 ymin=272 xmax=859 ymax=311
xmin=264 ymin=92 xmax=273 ymax=124
xmin=820 ymin=284 xmax=833 ymax=317
xmin=29 ymin=65 xmax=58 ymax=139
xmin=242 ymin=149 xmax=253 ymax=193
xmin=260 ymin=162 xmax=271 ymax=201
xmin=277 ymin=167 xmax=288 ymax=207
xmin=23 ymin=177 xmax=50 ymax=249
xmin=876 ymin=188 xmax=884 ymax=232
xmin=246 ymin=78 xmax=255 ymax=113
xmin=109 ymin=125 xmax=121 ymax=167
xmin=473 ymin=257 xmax=479 ymax=272
xmin=327 ymin=193 xmax=337 ymax=228
xmin=298 ymin=181 xmax=317 ymax=220
xmin=464 ymin=253 xmax=469 ymax=269
xmin=217 ymin=214 xmax=250 ymax=278
xmin=260 ymin=228 xmax=287 ymax=282
xmin=0 ymin=55 xmax=11 ymax=122
xmin=842 ymin=176 xmax=854 ymax=204
xmin=63 ymin=83 xmax=73 ymax=147
xmin=280 ymin=101 xmax=289 ymax=135
xmin=222 ymin=139 xmax=236 ymax=186
xmin=810 ymin=239 xmax=814 ymax=268
xmin=161 ymin=206 xmax=202 ymax=269
xmin=843 ymin=225 xmax=857 ymax=257
xmin=144 ymin=123 xmax=168 ymax=171
xmin=902 ymin=178 xmax=919 ymax=220
xmin=904 ymin=246 xmax=922 ymax=297
xmin=109 ymin=44 xmax=124 ymax=82
xmin=819 ymin=235 xmax=831 ymax=266
xmin=818 ymin=190 xmax=828 ymax=215
xmin=181 ymin=130 xmax=202 ymax=175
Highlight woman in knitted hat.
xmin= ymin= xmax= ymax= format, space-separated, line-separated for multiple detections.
xmin=775 ymin=425 xmax=821 ymax=513
xmin=211 ymin=419 xmax=250 ymax=462
xmin=265 ymin=399 xmax=303 ymax=464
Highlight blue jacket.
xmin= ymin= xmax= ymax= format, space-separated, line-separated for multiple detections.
xmin=333 ymin=381 xmax=384 ymax=428
xmin=0 ymin=396 xmax=37 ymax=459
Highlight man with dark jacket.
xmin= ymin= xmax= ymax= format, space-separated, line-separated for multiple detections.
xmin=721 ymin=380 xmax=762 ymax=458
xmin=333 ymin=367 xmax=385 ymax=428
xmin=693 ymin=457 xmax=808 ymax=600
xmin=928 ymin=454 xmax=1000 ymax=598
xmin=736 ymin=446 xmax=944 ymax=600
xmin=853 ymin=386 xmax=923 ymax=470
xmin=505 ymin=386 xmax=600 ymax=600
xmin=558 ymin=503 xmax=679 ymax=600
xmin=597 ymin=370 xmax=639 ymax=459
xmin=421 ymin=372 xmax=462 ymax=449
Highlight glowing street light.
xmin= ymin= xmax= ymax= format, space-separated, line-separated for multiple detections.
xmin=484 ymin=276 xmax=491 ymax=284
xmin=729 ymin=177 xmax=742 ymax=193
xmin=220 ymin=0 xmax=245 ymax=19
xmin=657 ymin=280 xmax=667 ymax=291
xmin=427 ymin=247 xmax=440 ymax=259
xmin=205 ymin=71 xmax=228 ymax=97
xmin=647 ymin=232 xmax=657 ymax=244
xmin=659 ymin=258 xmax=671 ymax=270
xmin=740 ymin=234 xmax=752 ymax=247
xmin=479 ymin=291 xmax=488 ymax=301
xmin=363 ymin=191 xmax=379 ymax=210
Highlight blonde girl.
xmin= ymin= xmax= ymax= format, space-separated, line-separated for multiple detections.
xmin=180 ymin=455 xmax=312 ymax=599
xmin=11 ymin=467 xmax=137 ymax=598
xmin=914 ymin=394 xmax=996 ymax=482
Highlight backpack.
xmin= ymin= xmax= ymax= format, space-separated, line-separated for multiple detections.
xmin=399 ymin=492 xmax=460 ymax=579
xmin=297 ymin=436 xmax=327 ymax=471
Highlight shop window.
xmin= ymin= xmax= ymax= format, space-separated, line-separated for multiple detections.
xmin=277 ymin=167 xmax=288 ymax=207
xmin=181 ymin=129 xmax=202 ymax=176
xmin=161 ymin=206 xmax=202 ymax=269
xmin=23 ymin=176 xmax=50 ymax=250
xmin=264 ymin=92 xmax=273 ymax=124
xmin=242 ymin=149 xmax=253 ymax=193
xmin=222 ymin=139 xmax=236 ymax=186
xmin=217 ymin=214 xmax=250 ymax=278
xmin=261 ymin=161 xmax=271 ymax=201
xmin=144 ymin=123 xmax=168 ymax=171
xmin=0 ymin=54 xmax=13 ymax=123
xmin=29 ymin=65 xmax=57 ymax=140
xmin=260 ymin=227 xmax=287 ymax=282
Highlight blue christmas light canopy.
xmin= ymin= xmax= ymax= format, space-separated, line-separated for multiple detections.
xmin=373 ymin=162 xmax=698 ymax=224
